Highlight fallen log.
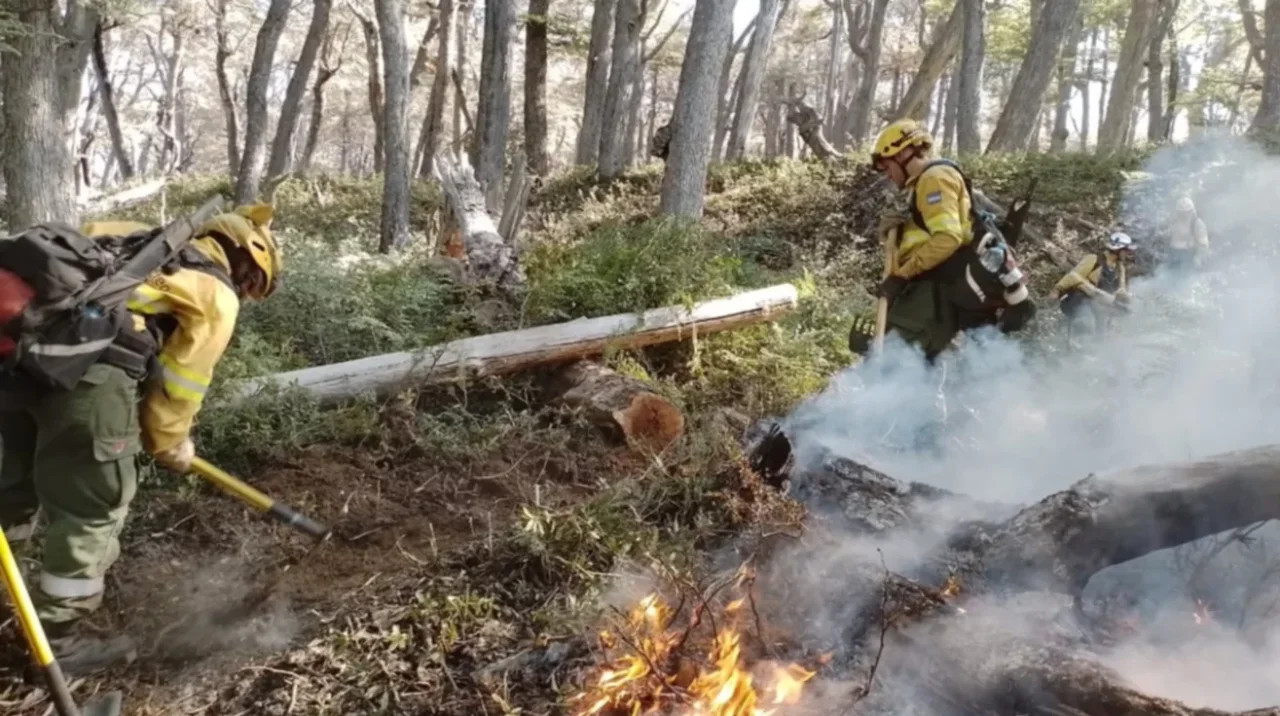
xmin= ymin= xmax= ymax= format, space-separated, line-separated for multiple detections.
xmin=550 ymin=361 xmax=684 ymax=451
xmin=433 ymin=150 xmax=524 ymax=294
xmin=740 ymin=429 xmax=1280 ymax=714
xmin=228 ymin=283 xmax=798 ymax=405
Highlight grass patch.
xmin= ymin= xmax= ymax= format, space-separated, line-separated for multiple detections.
xmin=523 ymin=218 xmax=748 ymax=322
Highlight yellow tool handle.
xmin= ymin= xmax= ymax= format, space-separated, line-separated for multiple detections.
xmin=188 ymin=457 xmax=330 ymax=540
xmin=0 ymin=529 xmax=83 ymax=716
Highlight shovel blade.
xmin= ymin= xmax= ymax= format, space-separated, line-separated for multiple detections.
xmin=82 ymin=691 xmax=123 ymax=716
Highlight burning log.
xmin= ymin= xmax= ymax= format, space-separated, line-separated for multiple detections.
xmin=550 ymin=361 xmax=685 ymax=451
xmin=433 ymin=150 xmax=525 ymax=295
xmin=729 ymin=429 xmax=1280 ymax=715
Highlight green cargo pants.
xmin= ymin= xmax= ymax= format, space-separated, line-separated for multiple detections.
xmin=0 ymin=364 xmax=141 ymax=627
xmin=886 ymin=279 xmax=959 ymax=360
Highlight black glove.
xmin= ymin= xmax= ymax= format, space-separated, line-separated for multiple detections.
xmin=877 ymin=275 xmax=908 ymax=301
xmin=848 ymin=315 xmax=876 ymax=355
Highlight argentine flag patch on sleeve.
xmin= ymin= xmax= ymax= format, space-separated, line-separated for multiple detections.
xmin=926 ymin=191 xmax=943 ymax=205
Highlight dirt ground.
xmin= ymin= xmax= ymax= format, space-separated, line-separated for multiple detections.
xmin=0 ymin=416 xmax=636 ymax=715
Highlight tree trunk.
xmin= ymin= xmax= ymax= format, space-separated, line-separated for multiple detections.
xmin=622 ymin=60 xmax=645 ymax=168
xmin=408 ymin=18 xmax=441 ymax=93
xmin=550 ymin=361 xmax=685 ymax=451
xmin=786 ymin=99 xmax=839 ymax=160
xmin=431 ymin=152 xmax=524 ymax=293
xmin=712 ymin=19 xmax=756 ymax=161
xmin=453 ymin=2 xmax=472 ymax=155
xmin=1080 ymin=26 xmax=1097 ymax=150
xmin=577 ymin=0 xmax=615 ymax=166
xmin=893 ymin=0 xmax=964 ymax=120
xmin=1253 ymin=0 xmax=1280 ymax=132
xmin=955 ymin=0 xmax=985 ymax=154
xmin=847 ymin=0 xmax=891 ymax=145
xmin=824 ymin=3 xmax=844 ymax=138
xmin=1051 ymin=20 xmax=1082 ymax=152
xmin=357 ymin=11 xmax=386 ymax=174
xmin=91 ymin=21 xmax=135 ymax=181
xmin=525 ymin=0 xmax=551 ymax=175
xmin=267 ymin=0 xmax=333 ymax=183
xmin=2 ymin=0 xmax=77 ymax=231
xmin=415 ymin=0 xmax=454 ymax=178
xmin=1098 ymin=0 xmax=1159 ymax=151
xmin=660 ymin=0 xmax=734 ymax=218
xmin=234 ymin=0 xmax=293 ymax=203
xmin=473 ymin=0 xmax=515 ymax=209
xmin=943 ymin=67 xmax=959 ymax=149
xmin=214 ymin=0 xmax=241 ymax=177
xmin=375 ymin=0 xmax=410 ymax=253
xmin=726 ymin=0 xmax=783 ymax=159
xmin=234 ymin=283 xmax=796 ymax=405
xmin=1147 ymin=0 xmax=1178 ymax=142
xmin=599 ymin=0 xmax=641 ymax=178
xmin=986 ymin=0 xmax=1082 ymax=152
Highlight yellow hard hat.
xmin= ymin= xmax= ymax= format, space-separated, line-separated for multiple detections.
xmin=872 ymin=119 xmax=933 ymax=162
xmin=196 ymin=203 xmax=282 ymax=300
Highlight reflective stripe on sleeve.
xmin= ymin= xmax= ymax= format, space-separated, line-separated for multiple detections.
xmin=40 ymin=572 xmax=105 ymax=599
xmin=158 ymin=354 xmax=210 ymax=403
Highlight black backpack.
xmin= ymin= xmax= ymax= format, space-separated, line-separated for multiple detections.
xmin=0 ymin=197 xmax=224 ymax=390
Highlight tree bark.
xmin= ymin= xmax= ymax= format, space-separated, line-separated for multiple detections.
xmin=726 ymin=0 xmax=784 ymax=159
xmin=824 ymin=2 xmax=844 ymax=139
xmin=1098 ymin=0 xmax=1159 ymax=151
xmin=986 ymin=0 xmax=1081 ymax=152
xmin=785 ymin=99 xmax=839 ymax=160
xmin=473 ymin=0 xmax=514 ymax=209
xmin=433 ymin=152 xmax=522 ymax=291
xmin=660 ymin=0 xmax=734 ymax=218
xmin=524 ymin=0 xmax=551 ymax=175
xmin=847 ymin=0 xmax=891 ymax=145
xmin=893 ymin=0 xmax=964 ymax=120
xmin=551 ymin=361 xmax=685 ymax=451
xmin=375 ymin=0 xmax=411 ymax=253
xmin=955 ymin=0 xmax=985 ymax=154
xmin=299 ymin=30 xmax=344 ymax=174
xmin=453 ymin=2 xmax=472 ymax=155
xmin=2 ymin=0 xmax=77 ymax=231
xmin=599 ymin=0 xmax=642 ymax=178
xmin=1252 ymin=0 xmax=1280 ymax=132
xmin=1051 ymin=20 xmax=1082 ymax=152
xmin=712 ymin=18 xmax=756 ymax=161
xmin=577 ymin=0 xmax=615 ymax=166
xmin=1081 ymin=26 xmax=1097 ymax=150
xmin=1146 ymin=0 xmax=1178 ymax=142
xmin=91 ymin=21 xmax=135 ymax=181
xmin=233 ymin=284 xmax=797 ymax=405
xmin=416 ymin=0 xmax=455 ymax=177
xmin=267 ymin=0 xmax=333 ymax=183
xmin=234 ymin=0 xmax=293 ymax=203
xmin=356 ymin=10 xmax=386 ymax=174
xmin=213 ymin=0 xmax=241 ymax=178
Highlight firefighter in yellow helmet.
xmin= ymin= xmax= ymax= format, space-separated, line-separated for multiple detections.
xmin=0 ymin=203 xmax=280 ymax=673
xmin=851 ymin=119 xmax=1034 ymax=360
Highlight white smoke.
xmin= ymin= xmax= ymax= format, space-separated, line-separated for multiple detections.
xmin=775 ymin=133 xmax=1280 ymax=710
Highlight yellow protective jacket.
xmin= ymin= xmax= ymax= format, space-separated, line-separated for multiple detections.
xmin=81 ymin=222 xmax=240 ymax=455
xmin=1053 ymin=252 xmax=1125 ymax=296
xmin=893 ymin=162 xmax=973 ymax=280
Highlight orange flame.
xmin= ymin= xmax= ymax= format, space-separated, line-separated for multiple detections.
xmin=571 ymin=592 xmax=816 ymax=716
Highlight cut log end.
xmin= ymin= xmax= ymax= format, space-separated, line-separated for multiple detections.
xmin=612 ymin=391 xmax=685 ymax=451
xmin=554 ymin=361 xmax=685 ymax=452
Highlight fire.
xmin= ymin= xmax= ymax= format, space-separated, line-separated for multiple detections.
xmin=940 ymin=573 xmax=961 ymax=598
xmin=1192 ymin=598 xmax=1213 ymax=625
xmin=571 ymin=591 xmax=818 ymax=716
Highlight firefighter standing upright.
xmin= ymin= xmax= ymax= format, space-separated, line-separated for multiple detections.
xmin=849 ymin=119 xmax=1034 ymax=361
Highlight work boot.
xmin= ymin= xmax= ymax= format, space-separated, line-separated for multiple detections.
xmin=848 ymin=315 xmax=877 ymax=356
xmin=46 ymin=623 xmax=137 ymax=675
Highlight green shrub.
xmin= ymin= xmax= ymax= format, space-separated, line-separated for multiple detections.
xmin=523 ymin=218 xmax=746 ymax=321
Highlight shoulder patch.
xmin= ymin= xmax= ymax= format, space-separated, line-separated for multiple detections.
xmin=926 ymin=191 xmax=943 ymax=205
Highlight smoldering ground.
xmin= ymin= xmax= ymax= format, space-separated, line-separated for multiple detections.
xmin=760 ymin=134 xmax=1280 ymax=710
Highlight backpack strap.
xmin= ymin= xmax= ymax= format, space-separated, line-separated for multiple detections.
xmin=83 ymin=196 xmax=224 ymax=309
xmin=908 ymin=159 xmax=975 ymax=234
